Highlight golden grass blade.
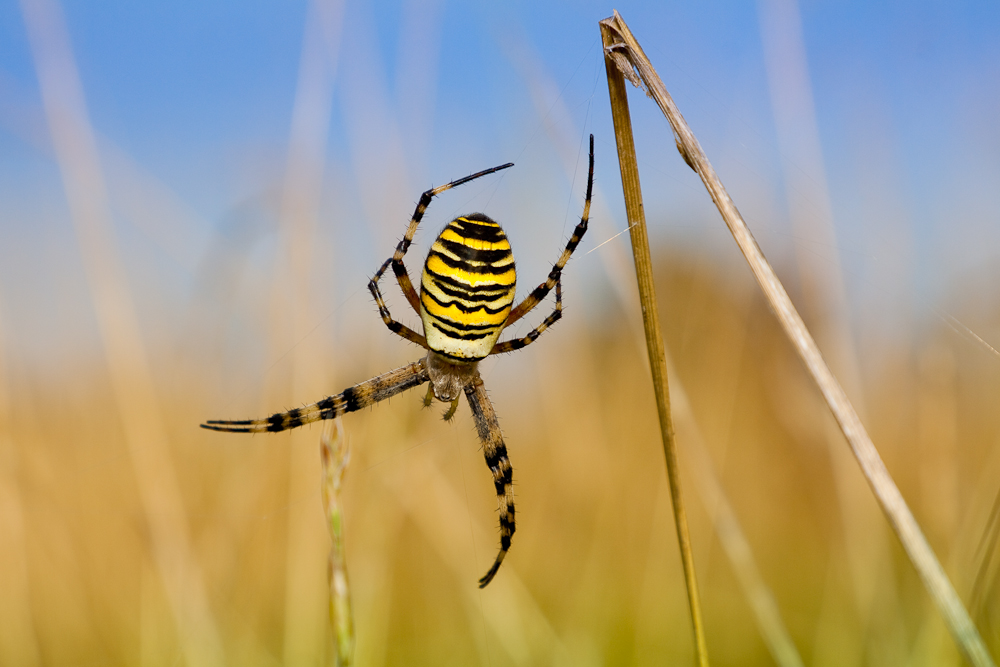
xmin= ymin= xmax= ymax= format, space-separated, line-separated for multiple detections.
xmin=20 ymin=1 xmax=225 ymax=664
xmin=321 ymin=419 xmax=355 ymax=666
xmin=599 ymin=10 xmax=996 ymax=667
xmin=600 ymin=20 xmax=711 ymax=667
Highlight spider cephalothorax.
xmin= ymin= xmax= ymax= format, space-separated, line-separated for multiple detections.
xmin=203 ymin=135 xmax=594 ymax=587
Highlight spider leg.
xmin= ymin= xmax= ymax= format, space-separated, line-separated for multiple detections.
xmin=464 ymin=373 xmax=515 ymax=588
xmin=505 ymin=134 xmax=593 ymax=328
xmin=489 ymin=279 xmax=562 ymax=355
xmin=380 ymin=162 xmax=515 ymax=316
xmin=369 ymin=259 xmax=429 ymax=347
xmin=201 ymin=360 xmax=430 ymax=433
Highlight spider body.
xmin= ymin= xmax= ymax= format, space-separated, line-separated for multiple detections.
xmin=203 ymin=135 xmax=594 ymax=587
xmin=420 ymin=213 xmax=516 ymax=364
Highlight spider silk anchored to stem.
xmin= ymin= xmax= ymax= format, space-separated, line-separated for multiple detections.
xmin=203 ymin=135 xmax=595 ymax=588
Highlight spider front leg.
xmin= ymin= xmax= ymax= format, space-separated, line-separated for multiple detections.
xmin=489 ymin=279 xmax=563 ymax=355
xmin=383 ymin=161 xmax=516 ymax=315
xmin=368 ymin=259 xmax=428 ymax=348
xmin=464 ymin=373 xmax=515 ymax=588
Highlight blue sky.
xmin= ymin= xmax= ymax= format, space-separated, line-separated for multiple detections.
xmin=1 ymin=0 xmax=999 ymax=368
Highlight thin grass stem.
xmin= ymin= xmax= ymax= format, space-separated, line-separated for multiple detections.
xmin=599 ymin=10 xmax=995 ymax=667
xmin=600 ymin=20 xmax=711 ymax=667
xmin=321 ymin=418 xmax=355 ymax=666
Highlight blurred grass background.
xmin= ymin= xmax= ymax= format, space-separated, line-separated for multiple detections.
xmin=1 ymin=0 xmax=999 ymax=665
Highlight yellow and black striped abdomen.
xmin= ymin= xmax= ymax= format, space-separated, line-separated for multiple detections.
xmin=420 ymin=213 xmax=516 ymax=361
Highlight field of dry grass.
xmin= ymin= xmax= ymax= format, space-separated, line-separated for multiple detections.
xmin=2 ymin=235 xmax=998 ymax=664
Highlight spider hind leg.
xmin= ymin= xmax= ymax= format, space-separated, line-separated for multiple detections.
xmin=490 ymin=279 xmax=563 ymax=355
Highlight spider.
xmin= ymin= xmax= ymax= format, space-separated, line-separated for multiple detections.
xmin=203 ymin=135 xmax=594 ymax=588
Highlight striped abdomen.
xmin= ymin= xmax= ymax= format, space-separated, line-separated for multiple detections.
xmin=420 ymin=213 xmax=516 ymax=361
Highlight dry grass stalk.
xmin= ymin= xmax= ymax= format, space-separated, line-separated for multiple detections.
xmin=21 ymin=0 xmax=225 ymax=664
xmin=321 ymin=418 xmax=355 ymax=666
xmin=600 ymin=19 xmax=711 ymax=667
xmin=599 ymin=10 xmax=995 ymax=667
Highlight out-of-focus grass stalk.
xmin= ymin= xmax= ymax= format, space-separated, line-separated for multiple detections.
xmin=0 ymin=301 xmax=41 ymax=666
xmin=20 ymin=0 xmax=225 ymax=664
xmin=599 ymin=10 xmax=996 ymax=667
xmin=600 ymin=20 xmax=710 ymax=667
xmin=321 ymin=419 xmax=354 ymax=666
xmin=666 ymin=349 xmax=805 ymax=667
xmin=382 ymin=451 xmax=568 ymax=663
xmin=970 ymin=490 xmax=1000 ymax=621
xmin=276 ymin=1 xmax=343 ymax=662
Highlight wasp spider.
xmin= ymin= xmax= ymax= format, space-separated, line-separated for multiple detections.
xmin=203 ymin=135 xmax=594 ymax=587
